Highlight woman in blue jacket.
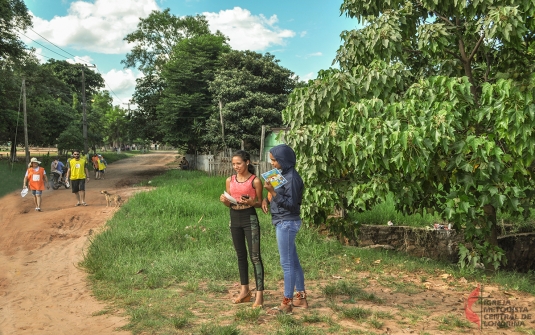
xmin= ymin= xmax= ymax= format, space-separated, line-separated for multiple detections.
xmin=262 ymin=144 xmax=307 ymax=313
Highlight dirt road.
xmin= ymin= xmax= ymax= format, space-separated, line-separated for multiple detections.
xmin=0 ymin=152 xmax=177 ymax=335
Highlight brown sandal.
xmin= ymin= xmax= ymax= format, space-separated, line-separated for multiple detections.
xmin=232 ymin=291 xmax=252 ymax=304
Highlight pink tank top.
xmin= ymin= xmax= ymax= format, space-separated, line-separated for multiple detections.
xmin=230 ymin=174 xmax=256 ymax=201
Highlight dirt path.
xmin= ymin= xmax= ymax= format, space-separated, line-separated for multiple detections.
xmin=0 ymin=152 xmax=177 ymax=335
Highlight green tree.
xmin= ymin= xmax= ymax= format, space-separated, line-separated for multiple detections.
xmin=128 ymin=73 xmax=164 ymax=144
xmin=157 ymin=34 xmax=230 ymax=152
xmin=122 ymin=10 xmax=212 ymax=72
xmin=42 ymin=60 xmax=104 ymax=98
xmin=122 ymin=11 xmax=218 ymax=146
xmin=0 ymin=57 xmax=76 ymax=156
xmin=283 ymin=0 xmax=535 ymax=269
xmin=0 ymin=0 xmax=32 ymax=61
xmin=206 ymin=50 xmax=298 ymax=153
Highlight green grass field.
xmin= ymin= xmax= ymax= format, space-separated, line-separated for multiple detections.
xmin=80 ymin=170 xmax=535 ymax=334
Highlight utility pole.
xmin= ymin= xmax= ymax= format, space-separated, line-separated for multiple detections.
xmin=81 ymin=64 xmax=96 ymax=158
xmin=22 ymin=78 xmax=30 ymax=165
xmin=81 ymin=67 xmax=88 ymax=156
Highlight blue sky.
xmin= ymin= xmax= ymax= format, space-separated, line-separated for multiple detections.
xmin=23 ymin=0 xmax=357 ymax=106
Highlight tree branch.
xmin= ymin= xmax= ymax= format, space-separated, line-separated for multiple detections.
xmin=433 ymin=10 xmax=455 ymax=26
xmin=468 ymin=33 xmax=485 ymax=62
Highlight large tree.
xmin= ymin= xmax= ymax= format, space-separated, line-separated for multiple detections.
xmin=283 ymin=0 xmax=535 ymax=269
xmin=122 ymin=11 xmax=219 ymax=146
xmin=122 ymin=10 xmax=212 ymax=73
xmin=206 ymin=50 xmax=298 ymax=153
xmin=42 ymin=59 xmax=104 ymax=98
xmin=157 ymin=34 xmax=230 ymax=152
xmin=0 ymin=57 xmax=77 ymax=156
xmin=0 ymin=0 xmax=32 ymax=62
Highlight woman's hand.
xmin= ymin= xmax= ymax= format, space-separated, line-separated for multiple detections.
xmin=219 ymin=194 xmax=229 ymax=205
xmin=264 ymin=180 xmax=274 ymax=193
xmin=238 ymin=196 xmax=251 ymax=206
xmin=262 ymin=198 xmax=269 ymax=214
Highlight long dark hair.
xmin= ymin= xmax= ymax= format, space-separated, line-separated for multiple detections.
xmin=233 ymin=150 xmax=255 ymax=174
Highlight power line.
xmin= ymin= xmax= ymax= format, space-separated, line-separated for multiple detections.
xmin=95 ymin=68 xmax=124 ymax=105
xmin=20 ymin=28 xmax=128 ymax=105
xmin=19 ymin=31 xmax=72 ymax=60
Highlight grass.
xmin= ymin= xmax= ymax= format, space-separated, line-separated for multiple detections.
xmin=80 ymin=170 xmax=535 ymax=334
xmin=0 ymin=151 xmax=135 ymax=198
xmin=347 ymin=193 xmax=443 ymax=227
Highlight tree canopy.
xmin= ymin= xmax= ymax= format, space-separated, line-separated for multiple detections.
xmin=283 ymin=0 xmax=535 ymax=268
xmin=123 ymin=10 xmax=298 ymax=152
xmin=0 ymin=0 xmax=32 ymax=62
xmin=206 ymin=50 xmax=298 ymax=153
xmin=157 ymin=33 xmax=230 ymax=151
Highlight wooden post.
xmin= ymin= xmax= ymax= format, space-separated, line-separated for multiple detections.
xmin=23 ymin=78 xmax=30 ymax=165
xmin=260 ymin=125 xmax=265 ymax=162
xmin=219 ymin=99 xmax=225 ymax=147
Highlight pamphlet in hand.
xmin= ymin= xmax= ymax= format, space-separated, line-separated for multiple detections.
xmin=261 ymin=168 xmax=288 ymax=189
xmin=223 ymin=191 xmax=238 ymax=205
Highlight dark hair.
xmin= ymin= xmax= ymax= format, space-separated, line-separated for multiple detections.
xmin=233 ymin=150 xmax=255 ymax=174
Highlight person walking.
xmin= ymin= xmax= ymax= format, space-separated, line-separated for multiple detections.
xmin=219 ymin=150 xmax=265 ymax=308
xmin=23 ymin=157 xmax=50 ymax=211
xmin=262 ymin=144 xmax=307 ymax=313
xmin=92 ymin=154 xmax=99 ymax=178
xmin=65 ymin=150 xmax=90 ymax=206
xmin=97 ymin=154 xmax=106 ymax=179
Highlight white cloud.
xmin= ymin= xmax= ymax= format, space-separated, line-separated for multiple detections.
xmin=300 ymin=31 xmax=307 ymax=37
xmin=307 ymin=52 xmax=322 ymax=57
xmin=33 ymin=48 xmax=46 ymax=63
xmin=66 ymin=55 xmax=94 ymax=65
xmin=300 ymin=72 xmax=315 ymax=81
xmin=100 ymin=68 xmax=141 ymax=106
xmin=31 ymin=0 xmax=159 ymax=54
xmin=203 ymin=7 xmax=295 ymax=51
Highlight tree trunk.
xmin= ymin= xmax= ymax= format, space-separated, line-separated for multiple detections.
xmin=483 ymin=204 xmax=499 ymax=246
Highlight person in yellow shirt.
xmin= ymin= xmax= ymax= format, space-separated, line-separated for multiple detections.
xmin=65 ymin=150 xmax=90 ymax=206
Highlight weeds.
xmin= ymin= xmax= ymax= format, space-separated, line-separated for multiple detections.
xmin=79 ymin=169 xmax=535 ymax=334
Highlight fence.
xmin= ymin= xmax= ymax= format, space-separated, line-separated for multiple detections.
xmin=186 ymin=151 xmax=272 ymax=177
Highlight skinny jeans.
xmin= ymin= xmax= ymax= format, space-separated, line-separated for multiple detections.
xmin=229 ymin=207 xmax=264 ymax=291
xmin=276 ymin=220 xmax=305 ymax=299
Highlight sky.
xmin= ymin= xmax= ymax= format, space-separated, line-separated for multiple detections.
xmin=22 ymin=0 xmax=358 ymax=107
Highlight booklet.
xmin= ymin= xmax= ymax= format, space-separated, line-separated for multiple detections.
xmin=261 ymin=168 xmax=288 ymax=189
xmin=223 ymin=191 xmax=238 ymax=205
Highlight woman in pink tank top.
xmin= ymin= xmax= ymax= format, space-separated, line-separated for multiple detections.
xmin=219 ymin=150 xmax=265 ymax=308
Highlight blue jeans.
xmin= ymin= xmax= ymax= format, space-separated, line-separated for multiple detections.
xmin=276 ymin=220 xmax=305 ymax=299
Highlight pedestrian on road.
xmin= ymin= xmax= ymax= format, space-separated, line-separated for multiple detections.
xmin=219 ymin=150 xmax=265 ymax=308
xmin=92 ymin=154 xmax=99 ymax=178
xmin=65 ymin=150 xmax=90 ymax=206
xmin=97 ymin=154 xmax=106 ymax=179
xmin=262 ymin=144 xmax=307 ymax=313
xmin=23 ymin=157 xmax=50 ymax=211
